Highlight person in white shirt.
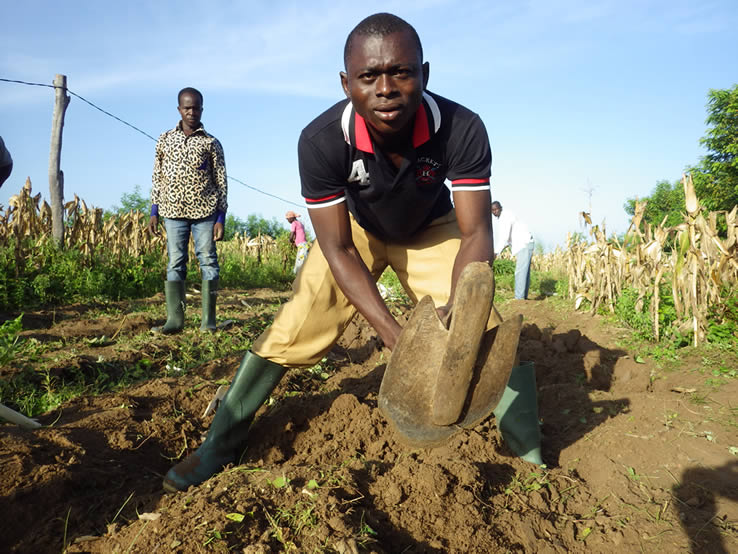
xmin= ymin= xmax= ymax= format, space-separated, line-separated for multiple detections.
xmin=491 ymin=201 xmax=534 ymax=299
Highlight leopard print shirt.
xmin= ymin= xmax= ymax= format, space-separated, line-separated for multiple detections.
xmin=151 ymin=123 xmax=228 ymax=219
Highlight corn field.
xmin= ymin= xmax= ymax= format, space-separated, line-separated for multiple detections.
xmin=563 ymin=174 xmax=737 ymax=345
xmin=0 ymin=179 xmax=282 ymax=265
xmin=6 ymin=177 xmax=735 ymax=346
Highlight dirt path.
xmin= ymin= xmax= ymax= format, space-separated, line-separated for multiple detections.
xmin=1 ymin=291 xmax=736 ymax=553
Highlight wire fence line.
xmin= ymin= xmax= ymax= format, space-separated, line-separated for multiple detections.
xmin=0 ymin=77 xmax=304 ymax=209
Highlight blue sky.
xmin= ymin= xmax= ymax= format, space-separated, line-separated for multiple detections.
xmin=1 ymin=0 xmax=736 ymax=250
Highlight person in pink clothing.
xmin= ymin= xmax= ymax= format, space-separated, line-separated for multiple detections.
xmin=285 ymin=210 xmax=308 ymax=273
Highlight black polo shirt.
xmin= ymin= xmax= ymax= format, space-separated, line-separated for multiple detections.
xmin=298 ymin=91 xmax=491 ymax=242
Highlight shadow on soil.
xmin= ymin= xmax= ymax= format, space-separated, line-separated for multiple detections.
xmin=0 ymin=401 xmax=172 ymax=553
xmin=517 ymin=322 xmax=632 ymax=467
xmin=674 ymin=460 xmax=738 ymax=554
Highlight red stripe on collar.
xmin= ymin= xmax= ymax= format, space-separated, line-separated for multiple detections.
xmin=354 ymin=112 xmax=373 ymax=153
xmin=412 ymin=104 xmax=430 ymax=148
xmin=352 ymin=101 xmax=432 ymax=154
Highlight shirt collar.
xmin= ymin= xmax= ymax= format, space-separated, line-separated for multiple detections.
xmin=176 ymin=121 xmax=207 ymax=136
xmin=341 ymin=91 xmax=442 ymax=154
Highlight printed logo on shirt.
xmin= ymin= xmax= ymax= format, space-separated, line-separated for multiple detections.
xmin=348 ymin=159 xmax=370 ymax=186
xmin=416 ymin=157 xmax=441 ymax=186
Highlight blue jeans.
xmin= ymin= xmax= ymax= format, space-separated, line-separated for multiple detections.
xmin=514 ymin=241 xmax=534 ymax=300
xmin=163 ymin=215 xmax=219 ymax=281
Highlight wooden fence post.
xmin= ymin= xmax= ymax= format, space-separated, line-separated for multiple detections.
xmin=49 ymin=73 xmax=70 ymax=247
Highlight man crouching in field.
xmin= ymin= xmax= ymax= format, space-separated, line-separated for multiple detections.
xmin=164 ymin=12 xmax=498 ymax=492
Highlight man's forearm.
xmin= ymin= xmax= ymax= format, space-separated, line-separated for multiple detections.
xmin=447 ymin=230 xmax=493 ymax=308
xmin=323 ymin=246 xmax=400 ymax=348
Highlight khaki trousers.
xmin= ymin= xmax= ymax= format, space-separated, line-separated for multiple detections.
xmin=252 ymin=210 xmax=463 ymax=367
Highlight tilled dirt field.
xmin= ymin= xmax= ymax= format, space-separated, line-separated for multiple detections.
xmin=1 ymin=289 xmax=737 ymax=553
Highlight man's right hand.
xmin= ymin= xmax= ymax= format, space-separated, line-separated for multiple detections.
xmin=148 ymin=215 xmax=160 ymax=236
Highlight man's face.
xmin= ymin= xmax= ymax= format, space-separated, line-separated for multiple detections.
xmin=491 ymin=205 xmax=502 ymax=218
xmin=177 ymin=93 xmax=203 ymax=130
xmin=341 ymin=30 xmax=429 ymax=141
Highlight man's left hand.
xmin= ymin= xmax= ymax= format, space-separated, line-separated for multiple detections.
xmin=213 ymin=222 xmax=224 ymax=241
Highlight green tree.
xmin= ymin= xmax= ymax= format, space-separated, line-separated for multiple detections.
xmin=224 ymin=214 xmax=248 ymax=240
xmin=111 ymin=184 xmax=149 ymax=214
xmin=689 ymin=85 xmax=738 ymax=212
xmin=624 ymin=179 xmax=685 ymax=227
xmin=244 ymin=214 xmax=287 ymax=238
xmin=224 ymin=213 xmax=287 ymax=240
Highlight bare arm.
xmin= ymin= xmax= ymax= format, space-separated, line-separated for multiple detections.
xmin=438 ymin=189 xmax=494 ymax=319
xmin=308 ymin=203 xmax=401 ymax=349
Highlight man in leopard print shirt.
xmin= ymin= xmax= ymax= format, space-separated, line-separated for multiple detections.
xmin=148 ymin=87 xmax=228 ymax=334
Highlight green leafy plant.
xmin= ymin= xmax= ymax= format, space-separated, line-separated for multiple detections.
xmin=202 ymin=528 xmax=228 ymax=546
xmin=268 ymin=475 xmax=291 ymax=488
xmin=0 ymin=314 xmax=24 ymax=365
xmin=706 ymin=286 xmax=738 ymax=344
xmin=505 ymin=468 xmax=551 ymax=494
xmin=493 ymin=258 xmax=515 ymax=275
xmin=0 ymin=231 xmax=296 ymax=311
xmin=613 ymin=285 xmax=681 ymax=343
xmin=355 ymin=510 xmax=379 ymax=547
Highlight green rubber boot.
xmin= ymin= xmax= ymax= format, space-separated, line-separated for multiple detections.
xmin=493 ymin=361 xmax=544 ymax=465
xmin=163 ymin=352 xmax=287 ymax=492
xmin=152 ymin=280 xmax=185 ymax=334
xmin=200 ymin=279 xmax=218 ymax=331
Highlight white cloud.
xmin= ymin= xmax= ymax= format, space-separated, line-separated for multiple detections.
xmin=4 ymin=1 xmax=502 ymax=107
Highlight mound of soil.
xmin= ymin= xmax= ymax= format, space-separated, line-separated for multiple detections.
xmin=1 ymin=291 xmax=737 ymax=553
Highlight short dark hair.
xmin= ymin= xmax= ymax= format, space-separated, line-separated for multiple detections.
xmin=491 ymin=201 xmax=502 ymax=210
xmin=344 ymin=13 xmax=423 ymax=68
xmin=178 ymin=87 xmax=203 ymax=106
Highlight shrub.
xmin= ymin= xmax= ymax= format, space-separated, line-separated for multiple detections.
xmin=493 ymin=258 xmax=515 ymax=275
xmin=614 ymin=288 xmax=655 ymax=340
xmin=707 ymin=287 xmax=738 ymax=344
xmin=0 ymin=235 xmax=295 ymax=311
xmin=614 ymin=284 xmax=681 ymax=343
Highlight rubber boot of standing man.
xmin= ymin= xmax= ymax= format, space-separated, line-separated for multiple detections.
xmin=148 ymin=87 xmax=228 ymax=333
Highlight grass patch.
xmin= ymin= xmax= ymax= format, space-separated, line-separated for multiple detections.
xmin=0 ymin=237 xmax=294 ymax=312
xmin=0 ymin=289 xmax=278 ymax=418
